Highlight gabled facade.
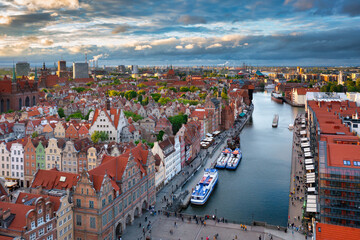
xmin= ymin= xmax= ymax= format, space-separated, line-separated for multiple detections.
xmin=24 ymin=138 xmax=37 ymax=187
xmin=45 ymin=138 xmax=62 ymax=170
xmin=62 ymin=140 xmax=78 ymax=173
xmin=0 ymin=142 xmax=11 ymax=179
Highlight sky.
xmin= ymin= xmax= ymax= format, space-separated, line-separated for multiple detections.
xmin=0 ymin=0 xmax=360 ymax=66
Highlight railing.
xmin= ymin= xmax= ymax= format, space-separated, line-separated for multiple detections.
xmin=320 ymin=213 xmax=360 ymax=221
xmin=320 ymin=177 xmax=360 ymax=184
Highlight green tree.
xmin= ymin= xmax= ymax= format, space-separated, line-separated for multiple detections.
xmin=221 ymin=88 xmax=228 ymax=100
xmin=123 ymin=111 xmax=144 ymax=122
xmin=142 ymin=96 xmax=149 ymax=106
xmin=85 ymin=109 xmax=93 ymax=120
xmin=58 ymin=108 xmax=65 ymax=118
xmin=31 ymin=131 xmax=38 ymax=138
xmin=168 ymin=113 xmax=188 ymax=135
xmin=157 ymin=130 xmax=165 ymax=141
xmin=91 ymin=131 xmax=101 ymax=143
xmin=180 ymin=87 xmax=190 ymax=92
xmin=138 ymin=83 xmax=147 ymax=88
xmin=124 ymin=90 xmax=137 ymax=100
xmin=151 ymin=93 xmax=161 ymax=102
xmin=66 ymin=111 xmax=84 ymax=121
xmin=138 ymin=95 xmax=143 ymax=103
xmin=190 ymin=86 xmax=199 ymax=92
xmin=99 ymin=131 xmax=109 ymax=141
xmin=158 ymin=97 xmax=171 ymax=105
xmin=137 ymin=90 xmax=146 ymax=95
xmin=169 ymin=87 xmax=177 ymax=92
xmin=199 ymin=93 xmax=207 ymax=99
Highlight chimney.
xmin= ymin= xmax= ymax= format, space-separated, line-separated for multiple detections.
xmin=106 ymin=98 xmax=110 ymax=111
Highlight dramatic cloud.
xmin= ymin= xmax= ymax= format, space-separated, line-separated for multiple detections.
xmin=0 ymin=0 xmax=360 ymax=65
xmin=178 ymin=15 xmax=207 ymax=25
xmin=112 ymin=24 xmax=130 ymax=34
xmin=13 ymin=0 xmax=80 ymax=10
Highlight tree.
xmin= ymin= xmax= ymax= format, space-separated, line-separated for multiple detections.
xmin=157 ymin=130 xmax=165 ymax=141
xmin=138 ymin=83 xmax=147 ymax=88
xmin=66 ymin=111 xmax=84 ymax=121
xmin=124 ymin=111 xmax=144 ymax=122
xmin=58 ymin=108 xmax=65 ymax=118
xmin=137 ymin=90 xmax=146 ymax=95
xmin=31 ymin=131 xmax=38 ymax=138
xmin=151 ymin=93 xmax=161 ymax=102
xmin=190 ymin=86 xmax=199 ymax=92
xmin=124 ymin=90 xmax=137 ymax=100
xmin=169 ymin=87 xmax=177 ymax=92
xmin=85 ymin=109 xmax=93 ymax=120
xmin=168 ymin=113 xmax=188 ymax=135
xmin=180 ymin=87 xmax=190 ymax=92
xmin=221 ymin=88 xmax=228 ymax=100
xmin=199 ymin=93 xmax=207 ymax=99
xmin=158 ymin=97 xmax=171 ymax=105
xmin=99 ymin=131 xmax=109 ymax=142
xmin=91 ymin=131 xmax=101 ymax=143
xmin=138 ymin=95 xmax=143 ymax=103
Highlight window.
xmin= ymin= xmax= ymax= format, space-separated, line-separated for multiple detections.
xmin=39 ymin=228 xmax=44 ymax=236
xmin=30 ymin=233 xmax=36 ymax=240
xmin=38 ymin=209 xmax=42 ymax=214
xmin=59 ymin=220 xmax=63 ymax=226
xmin=108 ymin=195 xmax=112 ymax=203
xmin=90 ymin=217 xmax=96 ymax=228
xmin=102 ymin=199 xmax=106 ymax=207
xmin=31 ymin=221 xmax=36 ymax=229
xmin=76 ymin=215 xmax=82 ymax=226
xmin=89 ymin=200 xmax=94 ymax=208
xmin=37 ymin=217 xmax=44 ymax=225
xmin=47 ymin=235 xmax=53 ymax=240
xmin=343 ymin=160 xmax=351 ymax=166
xmin=76 ymin=199 xmax=81 ymax=207
xmin=102 ymin=214 xmax=107 ymax=227
xmin=46 ymin=214 xmax=50 ymax=221
xmin=47 ymin=223 xmax=52 ymax=231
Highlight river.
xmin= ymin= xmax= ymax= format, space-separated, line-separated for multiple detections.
xmin=182 ymin=91 xmax=305 ymax=226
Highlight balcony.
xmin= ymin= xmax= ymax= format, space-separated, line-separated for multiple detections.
xmin=320 ymin=177 xmax=360 ymax=184
xmin=320 ymin=212 xmax=360 ymax=222
xmin=319 ymin=195 xmax=360 ymax=203
xmin=320 ymin=185 xmax=360 ymax=194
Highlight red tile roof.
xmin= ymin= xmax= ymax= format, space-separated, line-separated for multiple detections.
xmin=0 ymin=201 xmax=34 ymax=231
xmin=16 ymin=192 xmax=61 ymax=211
xmin=315 ymin=222 xmax=360 ymax=240
xmin=327 ymin=143 xmax=360 ymax=168
xmin=31 ymin=169 xmax=79 ymax=190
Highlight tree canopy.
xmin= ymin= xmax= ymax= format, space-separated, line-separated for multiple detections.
xmin=168 ymin=113 xmax=188 ymax=135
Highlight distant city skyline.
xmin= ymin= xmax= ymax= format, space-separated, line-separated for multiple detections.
xmin=0 ymin=0 xmax=360 ymax=66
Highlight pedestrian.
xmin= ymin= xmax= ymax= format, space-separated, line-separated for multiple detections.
xmin=145 ymin=216 xmax=147 ymax=222
xmin=259 ymin=235 xmax=262 ymax=240
xmin=174 ymin=221 xmax=177 ymax=227
xmin=139 ymin=223 xmax=141 ymax=228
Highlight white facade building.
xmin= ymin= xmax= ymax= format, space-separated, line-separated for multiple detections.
xmin=10 ymin=142 xmax=25 ymax=186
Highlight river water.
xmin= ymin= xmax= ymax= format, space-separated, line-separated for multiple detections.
xmin=182 ymin=91 xmax=305 ymax=226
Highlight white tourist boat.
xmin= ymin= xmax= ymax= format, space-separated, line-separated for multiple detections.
xmin=191 ymin=169 xmax=218 ymax=205
xmin=215 ymin=148 xmax=231 ymax=169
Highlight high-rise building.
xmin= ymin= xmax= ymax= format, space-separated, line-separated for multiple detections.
xmin=131 ymin=65 xmax=139 ymax=74
xmin=73 ymin=62 xmax=89 ymax=79
xmin=57 ymin=60 xmax=67 ymax=77
xmin=16 ymin=62 xmax=30 ymax=76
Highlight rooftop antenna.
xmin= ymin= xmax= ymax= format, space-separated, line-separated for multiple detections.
xmin=85 ymin=53 xmax=87 ymax=63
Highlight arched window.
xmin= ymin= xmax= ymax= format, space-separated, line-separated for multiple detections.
xmin=25 ymin=96 xmax=30 ymax=107
xmin=6 ymin=99 xmax=10 ymax=111
xmin=33 ymin=96 xmax=36 ymax=105
xmin=19 ymin=98 xmax=22 ymax=110
xmin=0 ymin=99 xmax=4 ymax=113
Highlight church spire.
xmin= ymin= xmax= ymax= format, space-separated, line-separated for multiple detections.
xmin=34 ymin=66 xmax=38 ymax=81
xmin=12 ymin=64 xmax=16 ymax=83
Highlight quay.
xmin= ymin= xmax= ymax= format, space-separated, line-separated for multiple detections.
xmin=287 ymin=113 xmax=308 ymax=236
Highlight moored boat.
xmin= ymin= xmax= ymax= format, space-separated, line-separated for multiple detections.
xmin=215 ymin=148 xmax=231 ymax=168
xmin=271 ymin=91 xmax=283 ymax=104
xmin=191 ymin=169 xmax=218 ymax=205
xmin=288 ymin=123 xmax=294 ymax=130
xmin=226 ymin=148 xmax=242 ymax=170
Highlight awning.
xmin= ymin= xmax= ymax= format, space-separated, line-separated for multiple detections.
xmin=300 ymin=130 xmax=307 ymax=135
xmin=206 ymin=133 xmax=213 ymax=137
xmin=306 ymin=178 xmax=315 ymax=183
xmin=307 ymin=187 xmax=316 ymax=192
xmin=306 ymin=165 xmax=314 ymax=171
xmin=5 ymin=182 xmax=18 ymax=187
xmin=304 ymin=152 xmax=312 ymax=158
xmin=301 ymin=124 xmax=306 ymax=128
xmin=300 ymin=137 xmax=309 ymax=142
xmin=306 ymin=195 xmax=318 ymax=212
xmin=239 ymin=112 xmax=246 ymax=117
xmin=303 ymin=147 xmax=311 ymax=152
xmin=305 ymin=159 xmax=314 ymax=164
xmin=301 ymin=142 xmax=310 ymax=148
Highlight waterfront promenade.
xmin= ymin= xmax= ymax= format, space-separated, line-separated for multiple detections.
xmin=121 ymin=107 xmax=253 ymax=239
xmin=288 ymin=114 xmax=306 ymax=233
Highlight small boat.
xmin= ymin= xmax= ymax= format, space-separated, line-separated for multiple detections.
xmin=226 ymin=148 xmax=242 ymax=170
xmin=215 ymin=148 xmax=231 ymax=169
xmin=271 ymin=91 xmax=283 ymax=104
xmin=265 ymin=83 xmax=275 ymax=90
xmin=272 ymin=114 xmax=279 ymax=128
xmin=288 ymin=124 xmax=294 ymax=130
xmin=191 ymin=169 xmax=218 ymax=205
